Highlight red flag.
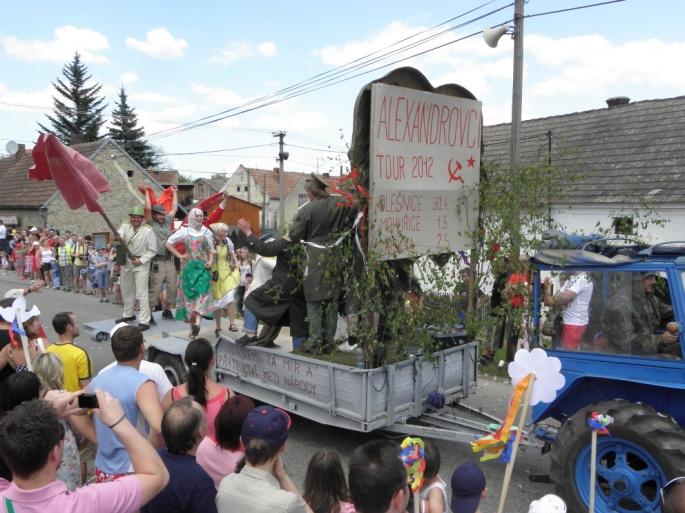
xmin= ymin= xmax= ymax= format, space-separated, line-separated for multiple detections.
xmin=184 ymin=192 xmax=224 ymax=226
xmin=137 ymin=184 xmax=175 ymax=218
xmin=29 ymin=133 xmax=110 ymax=213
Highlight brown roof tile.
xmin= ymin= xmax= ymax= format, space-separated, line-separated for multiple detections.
xmin=245 ymin=167 xmax=339 ymax=199
xmin=483 ymin=96 xmax=685 ymax=204
xmin=0 ymin=140 xmax=103 ymax=209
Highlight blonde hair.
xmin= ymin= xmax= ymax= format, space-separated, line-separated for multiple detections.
xmin=33 ymin=352 xmax=64 ymax=394
xmin=209 ymin=222 xmax=228 ymax=238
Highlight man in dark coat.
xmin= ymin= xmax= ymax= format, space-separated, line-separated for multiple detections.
xmin=288 ymin=174 xmax=357 ymax=353
xmin=236 ymin=225 xmax=307 ymax=348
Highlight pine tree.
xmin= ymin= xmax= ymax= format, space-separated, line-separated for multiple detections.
xmin=109 ymin=87 xmax=159 ymax=169
xmin=39 ymin=52 xmax=107 ymax=144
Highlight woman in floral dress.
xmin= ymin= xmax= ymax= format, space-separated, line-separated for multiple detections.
xmin=166 ymin=208 xmax=214 ymax=339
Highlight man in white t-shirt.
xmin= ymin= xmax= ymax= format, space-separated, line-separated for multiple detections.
xmin=544 ymin=272 xmax=594 ymax=350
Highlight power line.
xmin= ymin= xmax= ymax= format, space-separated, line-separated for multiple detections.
xmin=286 ymin=143 xmax=347 ymax=154
xmin=146 ymin=2 xmax=514 ymax=141
xmin=525 ymin=0 xmax=625 ymax=19
xmin=159 ymin=143 xmax=276 ymax=156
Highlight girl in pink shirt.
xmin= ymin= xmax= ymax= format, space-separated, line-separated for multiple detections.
xmin=196 ymin=395 xmax=254 ymax=488
xmin=163 ymin=338 xmax=234 ymax=441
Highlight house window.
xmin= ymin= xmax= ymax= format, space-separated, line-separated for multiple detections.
xmin=298 ymin=194 xmax=308 ymax=206
xmin=244 ymin=185 xmax=248 ymax=192
xmin=237 ymin=186 xmax=241 ymax=192
xmin=613 ymin=217 xmax=634 ymax=235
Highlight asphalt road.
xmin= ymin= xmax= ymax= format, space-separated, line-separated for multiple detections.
xmin=0 ymin=273 xmax=557 ymax=513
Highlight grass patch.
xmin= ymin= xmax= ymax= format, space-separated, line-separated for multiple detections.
xmin=292 ymin=349 xmax=358 ymax=367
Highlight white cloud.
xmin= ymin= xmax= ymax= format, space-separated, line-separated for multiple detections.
xmin=126 ymin=28 xmax=188 ymax=60
xmin=257 ymin=41 xmax=278 ymax=57
xmin=120 ymin=72 xmax=138 ymax=84
xmin=130 ymin=91 xmax=180 ymax=104
xmin=528 ymin=35 xmax=685 ymax=96
xmin=210 ymin=40 xmax=278 ymax=65
xmin=190 ymin=83 xmax=250 ymax=107
xmin=0 ymin=84 xmax=53 ymax=112
xmin=1 ymin=26 xmax=110 ymax=63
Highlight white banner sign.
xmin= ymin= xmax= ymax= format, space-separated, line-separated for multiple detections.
xmin=369 ymin=83 xmax=481 ymax=259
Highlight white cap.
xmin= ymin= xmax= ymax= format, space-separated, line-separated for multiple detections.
xmin=528 ymin=495 xmax=566 ymax=513
xmin=110 ymin=322 xmax=129 ymax=338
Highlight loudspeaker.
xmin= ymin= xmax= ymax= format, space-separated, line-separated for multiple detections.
xmin=483 ymin=26 xmax=509 ymax=48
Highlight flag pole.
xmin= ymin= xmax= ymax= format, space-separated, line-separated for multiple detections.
xmin=14 ymin=308 xmax=33 ymax=372
xmin=98 ymin=210 xmax=134 ymax=258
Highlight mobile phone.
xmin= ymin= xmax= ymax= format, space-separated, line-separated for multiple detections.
xmin=78 ymin=393 xmax=99 ymax=409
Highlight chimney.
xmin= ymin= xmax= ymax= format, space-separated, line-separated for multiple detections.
xmin=273 ymin=167 xmax=279 ymax=173
xmin=606 ymin=96 xmax=630 ymax=109
xmin=322 ymin=172 xmax=330 ymax=179
xmin=15 ymin=144 xmax=25 ymax=161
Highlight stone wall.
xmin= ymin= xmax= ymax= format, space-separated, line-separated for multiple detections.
xmin=46 ymin=140 xmax=162 ymax=237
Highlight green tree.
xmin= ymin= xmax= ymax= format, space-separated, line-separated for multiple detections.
xmin=39 ymin=52 xmax=107 ymax=144
xmin=109 ymin=86 xmax=159 ymax=169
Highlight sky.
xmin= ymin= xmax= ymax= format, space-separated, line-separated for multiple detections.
xmin=1 ymin=0 xmax=684 ymax=179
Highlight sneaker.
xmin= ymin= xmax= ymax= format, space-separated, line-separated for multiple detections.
xmin=115 ymin=316 xmax=136 ymax=323
xmin=138 ymin=324 xmax=150 ymax=332
xmin=162 ymin=309 xmax=173 ymax=320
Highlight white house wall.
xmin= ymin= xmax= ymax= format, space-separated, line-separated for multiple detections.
xmin=552 ymin=203 xmax=685 ymax=243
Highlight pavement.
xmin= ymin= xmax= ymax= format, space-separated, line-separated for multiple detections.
xmin=0 ymin=272 xmax=557 ymax=512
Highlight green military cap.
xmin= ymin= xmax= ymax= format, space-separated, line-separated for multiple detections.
xmin=129 ymin=205 xmax=145 ymax=216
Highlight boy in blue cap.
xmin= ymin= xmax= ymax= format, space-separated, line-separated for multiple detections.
xmin=450 ymin=461 xmax=487 ymax=513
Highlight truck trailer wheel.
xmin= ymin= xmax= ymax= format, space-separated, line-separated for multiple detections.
xmin=151 ymin=352 xmax=187 ymax=386
xmin=550 ymin=399 xmax=685 ymax=513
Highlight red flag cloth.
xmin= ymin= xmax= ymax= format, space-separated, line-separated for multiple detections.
xmin=29 ymin=133 xmax=110 ymax=213
xmin=137 ymin=185 xmax=175 ymax=221
xmin=183 ymin=192 xmax=224 ymax=226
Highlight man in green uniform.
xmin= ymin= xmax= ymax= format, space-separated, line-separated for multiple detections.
xmin=604 ymin=272 xmax=680 ymax=357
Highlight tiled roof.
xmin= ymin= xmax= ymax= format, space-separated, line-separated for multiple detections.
xmin=483 ymin=96 xmax=685 ymax=204
xmin=147 ymin=169 xmax=179 ymax=185
xmin=0 ymin=140 xmax=104 ymax=209
xmin=244 ymin=168 xmax=338 ymax=199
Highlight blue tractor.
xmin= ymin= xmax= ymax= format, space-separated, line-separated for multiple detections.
xmin=529 ymin=243 xmax=685 ymax=513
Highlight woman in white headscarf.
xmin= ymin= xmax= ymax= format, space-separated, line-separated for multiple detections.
xmin=165 ymin=208 xmax=215 ymax=339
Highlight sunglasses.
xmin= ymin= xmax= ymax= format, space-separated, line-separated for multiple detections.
xmin=660 ymin=476 xmax=685 ymax=505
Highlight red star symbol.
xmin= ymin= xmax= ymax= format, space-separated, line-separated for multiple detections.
xmin=467 ymin=156 xmax=475 ymax=168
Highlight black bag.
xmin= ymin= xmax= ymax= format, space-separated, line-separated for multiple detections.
xmin=114 ymin=243 xmax=127 ymax=265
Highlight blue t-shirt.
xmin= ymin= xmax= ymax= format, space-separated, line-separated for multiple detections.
xmin=89 ymin=365 xmax=150 ymax=473
xmin=142 ymin=449 xmax=217 ymax=513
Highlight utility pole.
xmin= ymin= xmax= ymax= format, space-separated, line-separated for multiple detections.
xmin=509 ymin=0 xmax=525 ymax=253
xmin=274 ymin=131 xmax=288 ymax=227
xmin=547 ymin=130 xmax=552 ymax=228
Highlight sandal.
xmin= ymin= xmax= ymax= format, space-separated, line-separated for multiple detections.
xmin=229 ymin=324 xmax=239 ymax=332
xmin=214 ymin=328 xmax=223 ymax=337
xmin=190 ymin=324 xmax=200 ymax=339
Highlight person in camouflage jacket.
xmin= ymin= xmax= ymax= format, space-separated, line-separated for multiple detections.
xmin=604 ymin=272 xmax=680 ymax=357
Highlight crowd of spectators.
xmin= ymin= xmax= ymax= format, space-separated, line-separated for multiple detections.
xmin=0 ymin=303 xmax=681 ymax=512
xmin=0 ymin=222 xmax=124 ymax=304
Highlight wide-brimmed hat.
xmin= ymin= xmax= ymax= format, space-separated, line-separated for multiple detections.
xmin=305 ymin=173 xmax=328 ymax=190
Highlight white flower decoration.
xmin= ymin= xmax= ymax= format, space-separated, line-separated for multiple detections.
xmin=0 ymin=294 xmax=40 ymax=324
xmin=508 ymin=348 xmax=565 ymax=405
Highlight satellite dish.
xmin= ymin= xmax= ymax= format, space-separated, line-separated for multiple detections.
xmin=5 ymin=140 xmax=18 ymax=156
xmin=483 ymin=26 xmax=510 ymax=48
